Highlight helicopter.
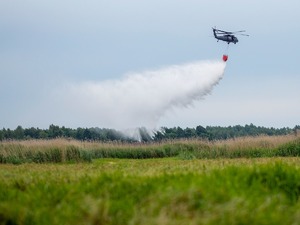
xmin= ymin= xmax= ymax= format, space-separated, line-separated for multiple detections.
xmin=212 ymin=27 xmax=249 ymax=44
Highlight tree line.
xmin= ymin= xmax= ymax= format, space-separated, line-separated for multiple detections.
xmin=0 ymin=124 xmax=299 ymax=142
xmin=0 ymin=125 xmax=132 ymax=142
xmin=154 ymin=124 xmax=299 ymax=141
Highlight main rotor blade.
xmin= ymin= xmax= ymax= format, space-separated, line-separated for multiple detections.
xmin=232 ymin=30 xmax=246 ymax=33
xmin=216 ymin=31 xmax=232 ymax=35
xmin=215 ymin=29 xmax=229 ymax=33
xmin=214 ymin=28 xmax=248 ymax=35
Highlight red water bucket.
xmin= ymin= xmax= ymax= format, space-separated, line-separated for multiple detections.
xmin=222 ymin=55 xmax=228 ymax=62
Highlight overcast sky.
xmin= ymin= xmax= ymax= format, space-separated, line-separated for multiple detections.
xmin=1 ymin=0 xmax=299 ymax=129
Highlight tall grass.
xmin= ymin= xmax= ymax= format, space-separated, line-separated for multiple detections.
xmin=0 ymin=141 xmax=92 ymax=164
xmin=0 ymin=135 xmax=300 ymax=164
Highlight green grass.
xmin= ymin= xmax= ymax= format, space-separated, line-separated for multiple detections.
xmin=1 ymin=158 xmax=300 ymax=224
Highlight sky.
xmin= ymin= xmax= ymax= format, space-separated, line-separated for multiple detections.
xmin=1 ymin=0 xmax=299 ymax=130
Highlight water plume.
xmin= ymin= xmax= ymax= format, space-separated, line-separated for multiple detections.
xmin=52 ymin=60 xmax=226 ymax=137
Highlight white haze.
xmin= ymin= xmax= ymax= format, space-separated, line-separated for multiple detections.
xmin=45 ymin=60 xmax=226 ymax=137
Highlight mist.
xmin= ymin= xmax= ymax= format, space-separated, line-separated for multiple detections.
xmin=51 ymin=60 xmax=225 ymax=129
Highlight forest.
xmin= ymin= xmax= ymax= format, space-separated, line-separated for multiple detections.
xmin=1 ymin=124 xmax=299 ymax=142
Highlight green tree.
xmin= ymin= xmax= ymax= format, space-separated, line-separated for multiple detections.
xmin=14 ymin=126 xmax=25 ymax=140
xmin=24 ymin=127 xmax=39 ymax=139
xmin=184 ymin=127 xmax=196 ymax=138
xmin=76 ymin=128 xmax=85 ymax=140
xmin=48 ymin=124 xmax=62 ymax=138
xmin=83 ymin=128 xmax=92 ymax=140
xmin=0 ymin=129 xmax=3 ymax=141
xmin=196 ymin=125 xmax=210 ymax=139
xmin=4 ymin=128 xmax=13 ymax=139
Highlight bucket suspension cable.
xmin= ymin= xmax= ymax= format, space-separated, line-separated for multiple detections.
xmin=222 ymin=44 xmax=229 ymax=62
xmin=225 ymin=44 xmax=229 ymax=54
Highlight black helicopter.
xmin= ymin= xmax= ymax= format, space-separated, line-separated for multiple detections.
xmin=212 ymin=27 xmax=249 ymax=44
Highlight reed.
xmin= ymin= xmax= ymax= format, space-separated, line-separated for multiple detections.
xmin=0 ymin=135 xmax=299 ymax=164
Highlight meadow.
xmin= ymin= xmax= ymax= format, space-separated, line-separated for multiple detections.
xmin=1 ymin=135 xmax=300 ymax=225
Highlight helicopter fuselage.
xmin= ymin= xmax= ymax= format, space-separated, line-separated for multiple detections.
xmin=215 ymin=35 xmax=238 ymax=44
xmin=213 ymin=29 xmax=239 ymax=44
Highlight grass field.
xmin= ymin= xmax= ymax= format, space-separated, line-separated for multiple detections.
xmin=1 ymin=135 xmax=300 ymax=224
xmin=1 ymin=157 xmax=300 ymax=225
